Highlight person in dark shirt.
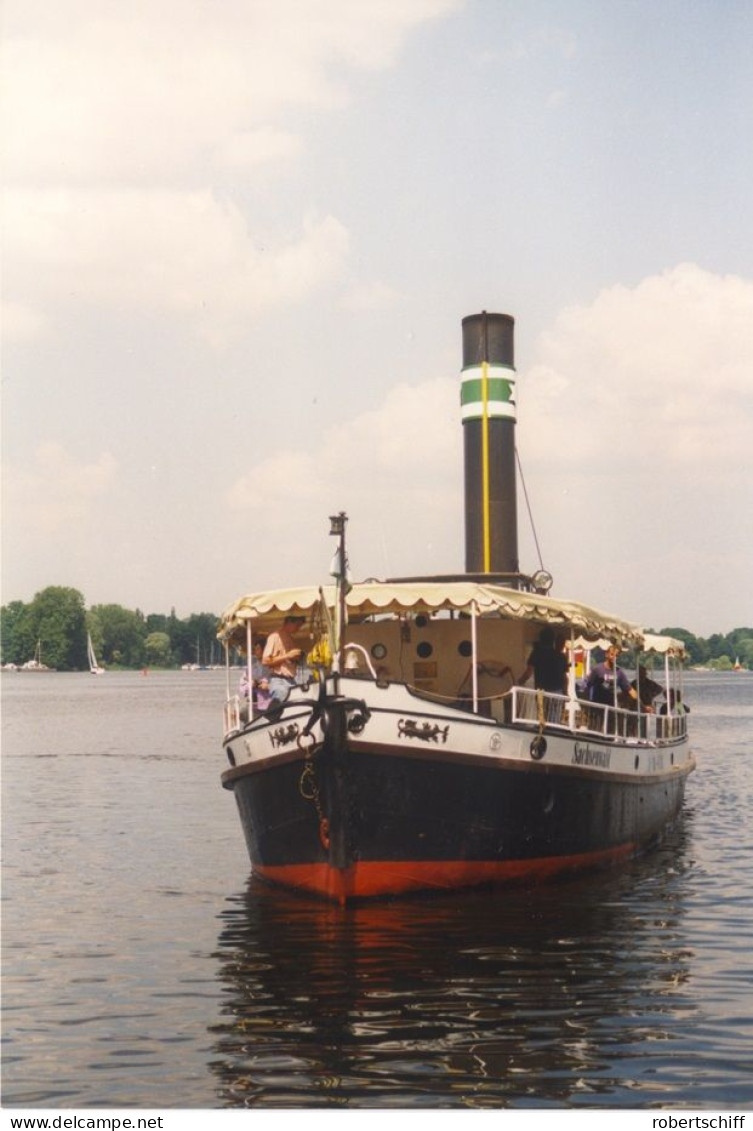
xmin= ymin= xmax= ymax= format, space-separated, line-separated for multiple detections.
xmin=630 ymin=664 xmax=662 ymax=711
xmin=518 ymin=626 xmax=568 ymax=694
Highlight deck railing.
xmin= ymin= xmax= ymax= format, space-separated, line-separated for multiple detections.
xmin=223 ymin=681 xmax=688 ymax=746
xmin=509 ymin=687 xmax=687 ymax=744
xmin=223 ymin=695 xmax=242 ymax=736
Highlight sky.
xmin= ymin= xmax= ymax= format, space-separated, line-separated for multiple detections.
xmin=2 ymin=0 xmax=752 ymax=637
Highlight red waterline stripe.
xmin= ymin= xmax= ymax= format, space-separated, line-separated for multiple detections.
xmin=253 ymin=844 xmax=637 ymax=903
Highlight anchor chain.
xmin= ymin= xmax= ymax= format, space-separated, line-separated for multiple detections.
xmin=297 ymin=686 xmax=331 ymax=848
xmin=295 ymin=689 xmax=371 ymax=849
xmin=297 ymin=733 xmax=331 ymax=849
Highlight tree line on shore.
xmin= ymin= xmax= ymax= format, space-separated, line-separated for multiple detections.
xmin=0 ymin=586 xmax=751 ymax=672
xmin=1 ymin=586 xmax=224 ymax=671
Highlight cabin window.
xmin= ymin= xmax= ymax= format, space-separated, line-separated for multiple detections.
xmin=417 ymin=641 xmax=433 ymax=659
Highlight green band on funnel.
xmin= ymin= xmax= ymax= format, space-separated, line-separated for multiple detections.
xmin=460 ymin=365 xmax=516 ymax=421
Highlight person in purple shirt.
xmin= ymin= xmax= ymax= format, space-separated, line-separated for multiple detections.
xmin=587 ymin=645 xmax=640 ymax=707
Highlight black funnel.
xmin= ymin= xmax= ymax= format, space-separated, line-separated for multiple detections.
xmin=461 ymin=312 xmax=519 ymax=575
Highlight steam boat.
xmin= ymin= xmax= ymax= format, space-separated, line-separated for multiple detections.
xmin=219 ymin=313 xmax=694 ymax=902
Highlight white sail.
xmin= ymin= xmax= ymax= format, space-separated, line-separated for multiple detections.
xmin=87 ymin=633 xmax=105 ymax=675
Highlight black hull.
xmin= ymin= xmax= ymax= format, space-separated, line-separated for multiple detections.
xmin=222 ymin=736 xmax=691 ymax=901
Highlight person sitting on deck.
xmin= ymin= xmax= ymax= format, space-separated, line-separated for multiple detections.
xmin=239 ymin=638 xmax=272 ymax=715
xmin=660 ymin=689 xmax=690 ymax=715
xmin=263 ymin=616 xmax=308 ymax=705
xmin=517 ymin=626 xmax=568 ymax=694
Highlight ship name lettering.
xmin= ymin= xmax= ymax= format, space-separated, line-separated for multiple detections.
xmin=572 ymin=742 xmax=611 ymax=768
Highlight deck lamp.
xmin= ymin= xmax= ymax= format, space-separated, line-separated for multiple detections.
xmin=329 ymin=512 xmax=349 ymax=581
xmin=329 ymin=512 xmax=346 ymax=538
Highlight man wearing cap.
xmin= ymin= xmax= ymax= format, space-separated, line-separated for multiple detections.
xmin=263 ymin=616 xmax=306 ymax=705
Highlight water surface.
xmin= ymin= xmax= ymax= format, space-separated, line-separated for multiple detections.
xmin=2 ymin=671 xmax=751 ymax=1108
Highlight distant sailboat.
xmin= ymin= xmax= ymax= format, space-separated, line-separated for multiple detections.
xmin=88 ymin=633 xmax=105 ymax=675
xmin=21 ymin=641 xmax=51 ymax=672
xmin=734 ymin=657 xmax=743 ymax=672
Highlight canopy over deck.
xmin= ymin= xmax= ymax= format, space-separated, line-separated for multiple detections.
xmin=217 ymin=579 xmax=674 ymax=651
xmin=641 ymin=632 xmax=687 ymax=658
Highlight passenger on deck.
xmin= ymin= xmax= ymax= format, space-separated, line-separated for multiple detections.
xmin=517 ymin=627 xmax=568 ymax=694
xmin=252 ymin=639 xmax=271 ymax=711
xmin=661 ymin=690 xmax=690 ymax=715
xmin=629 ymin=664 xmax=662 ymax=712
xmin=239 ymin=638 xmax=272 ymax=714
xmin=586 ymin=645 xmax=640 ymax=707
xmin=263 ymin=616 xmax=307 ymax=705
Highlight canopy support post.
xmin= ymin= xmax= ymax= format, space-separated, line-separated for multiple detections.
xmin=471 ymin=600 xmax=479 ymax=714
xmin=567 ymin=628 xmax=577 ymax=730
xmin=246 ymin=620 xmax=253 ymax=710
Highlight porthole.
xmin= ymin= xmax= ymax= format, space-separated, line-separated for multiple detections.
xmin=634 ymin=755 xmax=640 ymax=770
xmin=415 ymin=614 xmax=429 ymax=628
xmin=417 ymin=641 xmax=433 ymax=659
xmin=458 ymin=640 xmax=472 ymax=658
xmin=371 ymin=643 xmax=387 ymax=660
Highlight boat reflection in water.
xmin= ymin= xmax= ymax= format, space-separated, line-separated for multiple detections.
xmin=209 ymin=818 xmax=695 ymax=1109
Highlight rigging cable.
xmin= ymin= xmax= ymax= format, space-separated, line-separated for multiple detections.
xmin=515 ymin=445 xmax=546 ymax=573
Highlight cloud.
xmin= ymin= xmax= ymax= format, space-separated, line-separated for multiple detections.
xmin=514 ymin=264 xmax=753 ymax=627
xmin=340 ymin=281 xmax=401 ymax=311
xmin=3 ymin=444 xmax=118 ymax=534
xmin=1 ymin=302 xmax=47 ymax=343
xmin=3 ymin=190 xmax=350 ymax=344
xmin=3 ymin=0 xmax=460 ymax=342
xmin=225 ymin=376 xmax=463 ymax=583
xmin=546 ymin=89 xmax=568 ymax=110
xmin=519 ymin=264 xmax=753 ymax=475
xmin=4 ymin=0 xmax=461 ymax=186
xmin=215 ymin=129 xmax=303 ymax=170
